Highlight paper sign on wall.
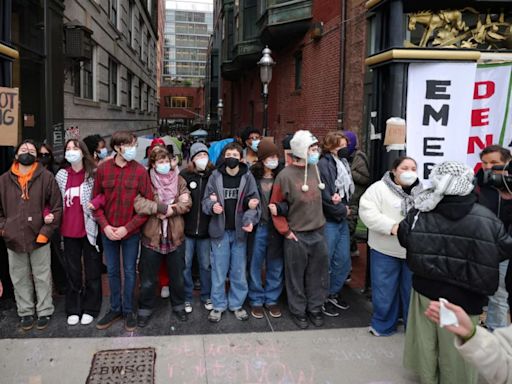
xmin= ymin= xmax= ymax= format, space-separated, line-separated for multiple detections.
xmin=0 ymin=87 xmax=19 ymax=146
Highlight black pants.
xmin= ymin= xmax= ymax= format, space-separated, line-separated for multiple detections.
xmin=63 ymin=237 xmax=102 ymax=317
xmin=283 ymin=229 xmax=329 ymax=316
xmin=138 ymin=244 xmax=186 ymax=316
xmin=51 ymin=230 xmax=67 ymax=293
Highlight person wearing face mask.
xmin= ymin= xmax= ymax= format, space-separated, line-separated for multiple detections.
xmin=93 ymin=131 xmax=153 ymax=332
xmin=55 ymin=139 xmax=102 ymax=326
xmin=270 ymin=130 xmax=330 ymax=329
xmin=359 ymin=156 xmax=422 ymax=337
xmin=179 ymin=142 xmax=215 ymax=314
xmin=83 ymin=135 xmax=109 ymax=165
xmin=248 ymin=139 xmax=286 ymax=319
xmin=202 ymin=142 xmax=261 ymax=323
xmin=317 ymin=132 xmax=355 ymax=317
xmin=241 ymin=126 xmax=262 ymax=167
xmin=133 ymin=148 xmax=192 ymax=327
xmin=0 ymin=139 xmax=62 ymax=331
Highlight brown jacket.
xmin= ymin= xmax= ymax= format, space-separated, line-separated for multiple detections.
xmin=134 ymin=176 xmax=192 ymax=248
xmin=0 ymin=163 xmax=63 ymax=253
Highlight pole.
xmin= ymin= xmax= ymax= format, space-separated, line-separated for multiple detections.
xmin=218 ymin=116 xmax=222 ymax=140
xmin=262 ymin=83 xmax=269 ymax=136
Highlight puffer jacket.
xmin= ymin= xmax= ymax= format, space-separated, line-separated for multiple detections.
xmin=398 ymin=194 xmax=512 ymax=312
xmin=180 ymin=167 xmax=212 ymax=238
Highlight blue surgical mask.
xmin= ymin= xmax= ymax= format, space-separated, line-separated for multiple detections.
xmin=98 ymin=148 xmax=108 ymax=159
xmin=307 ymin=152 xmax=320 ymax=165
xmin=65 ymin=150 xmax=83 ymax=164
xmin=156 ymin=163 xmax=171 ymax=175
xmin=251 ymin=140 xmax=260 ymax=152
xmin=264 ymin=159 xmax=279 ymax=170
xmin=122 ymin=146 xmax=137 ymax=162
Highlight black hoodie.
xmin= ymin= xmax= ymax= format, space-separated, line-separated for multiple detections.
xmin=398 ymin=193 xmax=512 ymax=314
xmin=180 ymin=167 xmax=213 ymax=238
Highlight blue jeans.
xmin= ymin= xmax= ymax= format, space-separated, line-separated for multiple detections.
xmin=102 ymin=233 xmax=140 ymax=314
xmin=324 ymin=220 xmax=351 ymax=295
xmin=487 ymin=260 xmax=510 ymax=330
xmin=183 ymin=237 xmax=212 ymax=302
xmin=370 ymin=249 xmax=412 ymax=335
xmin=210 ymin=230 xmax=248 ymax=312
xmin=248 ymin=224 xmax=284 ymax=306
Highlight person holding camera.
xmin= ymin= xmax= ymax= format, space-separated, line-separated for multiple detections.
xmin=476 ymin=145 xmax=512 ymax=331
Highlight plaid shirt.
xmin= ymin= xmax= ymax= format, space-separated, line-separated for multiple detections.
xmin=93 ymin=157 xmax=153 ymax=237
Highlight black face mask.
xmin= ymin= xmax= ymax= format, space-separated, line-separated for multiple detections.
xmin=225 ymin=157 xmax=240 ymax=169
xmin=337 ymin=147 xmax=349 ymax=159
xmin=18 ymin=153 xmax=36 ymax=166
xmin=38 ymin=154 xmax=52 ymax=166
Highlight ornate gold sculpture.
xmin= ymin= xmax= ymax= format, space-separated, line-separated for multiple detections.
xmin=407 ymin=9 xmax=512 ymax=50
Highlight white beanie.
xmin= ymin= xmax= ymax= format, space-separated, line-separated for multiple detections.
xmin=290 ymin=130 xmax=325 ymax=192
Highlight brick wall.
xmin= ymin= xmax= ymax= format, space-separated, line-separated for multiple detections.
xmin=159 ymin=86 xmax=204 ymax=120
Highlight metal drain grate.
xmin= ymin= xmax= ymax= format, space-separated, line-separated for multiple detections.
xmin=86 ymin=347 xmax=156 ymax=384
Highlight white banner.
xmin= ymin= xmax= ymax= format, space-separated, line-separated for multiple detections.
xmin=406 ymin=62 xmax=477 ymax=180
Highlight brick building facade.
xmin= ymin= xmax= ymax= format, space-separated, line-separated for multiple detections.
xmin=159 ymin=86 xmax=205 ymax=133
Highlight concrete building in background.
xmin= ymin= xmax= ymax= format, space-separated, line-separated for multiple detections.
xmin=63 ymin=0 xmax=159 ymax=140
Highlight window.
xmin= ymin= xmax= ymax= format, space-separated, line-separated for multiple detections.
xmin=294 ymin=51 xmax=302 ymax=90
xmin=145 ymin=86 xmax=149 ymax=111
xmin=129 ymin=1 xmax=134 ymax=47
xmin=73 ymin=46 xmax=96 ymax=100
xmin=147 ymin=34 xmax=151 ymax=66
xmin=127 ymin=71 xmax=133 ymax=108
xmin=139 ymin=80 xmax=143 ymax=110
xmin=139 ymin=18 xmax=144 ymax=58
xmin=243 ymin=0 xmax=258 ymax=40
xmin=108 ymin=57 xmax=118 ymax=105
xmin=109 ymin=0 xmax=118 ymax=26
xmin=168 ymin=96 xmax=191 ymax=108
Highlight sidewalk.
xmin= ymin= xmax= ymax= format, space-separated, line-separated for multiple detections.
xmin=0 ymin=327 xmax=419 ymax=384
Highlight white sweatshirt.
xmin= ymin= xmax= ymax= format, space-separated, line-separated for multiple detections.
xmin=359 ymin=180 xmax=406 ymax=259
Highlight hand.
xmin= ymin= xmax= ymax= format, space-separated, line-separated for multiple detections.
xmin=44 ymin=213 xmax=54 ymax=224
xmin=178 ymin=194 xmax=189 ymax=204
xmin=332 ymin=193 xmax=342 ymax=205
xmin=104 ymin=225 xmax=119 ymax=241
xmin=286 ymin=231 xmax=298 ymax=242
xmin=268 ymin=203 xmax=278 ymax=216
xmin=114 ymin=226 xmax=128 ymax=240
xmin=87 ymin=202 xmax=96 ymax=210
xmin=242 ymin=223 xmax=253 ymax=233
xmin=346 ymin=206 xmax=351 ymax=216
xmin=157 ymin=213 xmax=167 ymax=220
xmin=424 ymin=301 xmax=475 ymax=339
xmin=248 ymin=198 xmax=259 ymax=210
xmin=166 ymin=205 xmax=174 ymax=217
xmin=212 ymin=203 xmax=223 ymax=215
xmin=391 ymin=224 xmax=399 ymax=236
xmin=0 ymin=279 xmax=3 ymax=298
xmin=210 ymin=193 xmax=218 ymax=203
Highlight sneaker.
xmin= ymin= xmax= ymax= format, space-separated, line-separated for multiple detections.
xmin=174 ymin=309 xmax=188 ymax=322
xmin=292 ymin=314 xmax=309 ymax=329
xmin=80 ymin=313 xmax=94 ymax=325
xmin=96 ymin=310 xmax=122 ymax=330
xmin=203 ymin=299 xmax=213 ymax=311
xmin=368 ymin=326 xmax=381 ymax=336
xmin=321 ymin=302 xmax=340 ymax=317
xmin=251 ymin=306 xmax=264 ymax=319
xmin=20 ymin=315 xmax=35 ymax=331
xmin=137 ymin=315 xmax=150 ymax=328
xmin=233 ymin=308 xmax=249 ymax=321
xmin=124 ymin=313 xmax=137 ymax=332
xmin=265 ymin=304 xmax=282 ymax=318
xmin=184 ymin=302 xmax=193 ymax=313
xmin=36 ymin=315 xmax=51 ymax=330
xmin=161 ymin=286 xmax=170 ymax=299
xmin=327 ymin=294 xmax=350 ymax=310
xmin=345 ymin=273 xmax=352 ymax=283
xmin=208 ymin=309 xmax=223 ymax=323
xmin=67 ymin=315 xmax=80 ymax=326
xmin=307 ymin=311 xmax=324 ymax=327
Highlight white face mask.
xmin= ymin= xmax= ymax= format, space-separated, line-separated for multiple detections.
xmin=264 ymin=159 xmax=279 ymax=170
xmin=65 ymin=150 xmax=83 ymax=164
xmin=194 ymin=157 xmax=208 ymax=171
xmin=399 ymin=171 xmax=418 ymax=187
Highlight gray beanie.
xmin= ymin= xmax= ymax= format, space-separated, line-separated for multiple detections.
xmin=190 ymin=142 xmax=209 ymax=160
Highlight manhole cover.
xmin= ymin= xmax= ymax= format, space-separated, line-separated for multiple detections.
xmin=86 ymin=347 xmax=156 ymax=384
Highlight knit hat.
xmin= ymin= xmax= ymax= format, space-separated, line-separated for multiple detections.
xmin=190 ymin=142 xmax=208 ymax=160
xmin=150 ymin=138 xmax=165 ymax=150
xmin=290 ymin=130 xmax=325 ymax=192
xmin=241 ymin=126 xmax=261 ymax=147
xmin=344 ymin=131 xmax=358 ymax=155
xmin=257 ymin=139 xmax=279 ymax=161
xmin=414 ymin=161 xmax=475 ymax=212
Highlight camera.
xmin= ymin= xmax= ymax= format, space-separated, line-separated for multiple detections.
xmin=481 ymin=164 xmax=512 ymax=190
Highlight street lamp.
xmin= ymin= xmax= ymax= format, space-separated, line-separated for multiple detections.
xmin=257 ymin=46 xmax=275 ymax=137
xmin=217 ymin=99 xmax=224 ymax=140
xmin=206 ymin=113 xmax=210 ymax=134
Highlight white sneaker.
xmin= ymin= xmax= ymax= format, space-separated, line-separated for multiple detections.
xmin=203 ymin=299 xmax=213 ymax=311
xmin=161 ymin=286 xmax=170 ymax=298
xmin=185 ymin=302 xmax=193 ymax=313
xmin=80 ymin=313 xmax=94 ymax=325
xmin=67 ymin=315 xmax=79 ymax=326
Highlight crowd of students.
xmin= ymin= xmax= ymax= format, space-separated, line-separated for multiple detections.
xmin=1 ymin=127 xmax=512 ymax=383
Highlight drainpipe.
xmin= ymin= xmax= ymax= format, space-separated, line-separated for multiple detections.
xmin=338 ymin=0 xmax=347 ymax=130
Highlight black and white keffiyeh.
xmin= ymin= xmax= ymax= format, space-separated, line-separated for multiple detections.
xmin=382 ymin=171 xmax=422 ymax=216
xmin=334 ymin=156 xmax=355 ymax=201
xmin=414 ymin=161 xmax=474 ymax=212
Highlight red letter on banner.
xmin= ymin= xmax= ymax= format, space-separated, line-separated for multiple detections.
xmin=472 ymin=108 xmax=490 ymax=127
xmin=474 ymin=81 xmax=495 ymax=100
xmin=467 ymin=134 xmax=494 ymax=154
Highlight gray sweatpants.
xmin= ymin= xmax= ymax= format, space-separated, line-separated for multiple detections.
xmin=8 ymin=244 xmax=55 ymax=317
xmin=283 ymin=229 xmax=329 ymax=316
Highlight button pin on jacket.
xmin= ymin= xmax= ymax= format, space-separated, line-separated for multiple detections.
xmin=28 ymin=217 xmax=32 ymax=222
xmin=190 ymin=181 xmax=197 ymax=190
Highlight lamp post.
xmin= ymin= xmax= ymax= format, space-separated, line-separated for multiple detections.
xmin=257 ymin=46 xmax=275 ymax=137
xmin=206 ymin=113 xmax=210 ymax=135
xmin=217 ymin=99 xmax=224 ymax=140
